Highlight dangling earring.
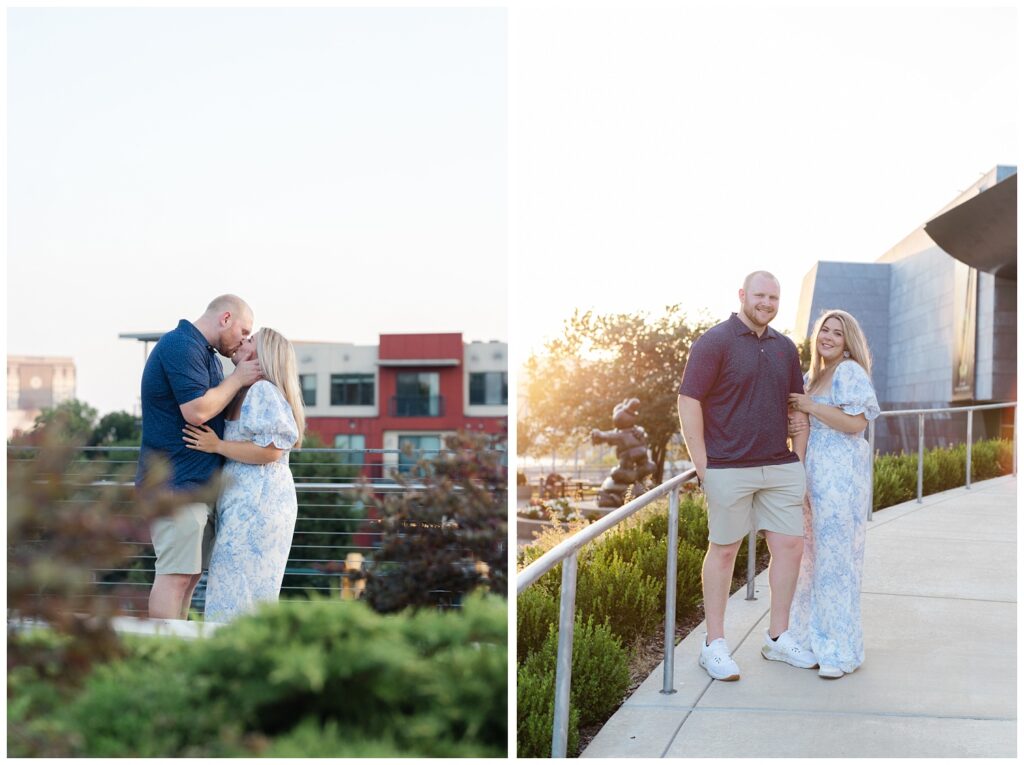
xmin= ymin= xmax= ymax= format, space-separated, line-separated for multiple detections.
xmin=843 ymin=350 xmax=851 ymax=358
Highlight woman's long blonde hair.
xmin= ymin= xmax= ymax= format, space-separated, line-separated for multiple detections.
xmin=806 ymin=309 xmax=873 ymax=394
xmin=255 ymin=327 xmax=305 ymax=446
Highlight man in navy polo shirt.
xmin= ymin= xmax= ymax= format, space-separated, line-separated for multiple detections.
xmin=678 ymin=271 xmax=816 ymax=681
xmin=136 ymin=294 xmax=262 ymax=620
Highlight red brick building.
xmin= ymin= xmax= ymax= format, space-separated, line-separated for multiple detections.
xmin=295 ymin=332 xmax=507 ymax=476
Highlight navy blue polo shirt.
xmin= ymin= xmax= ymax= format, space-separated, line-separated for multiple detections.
xmin=135 ymin=320 xmax=226 ymax=491
xmin=678 ymin=313 xmax=804 ymax=468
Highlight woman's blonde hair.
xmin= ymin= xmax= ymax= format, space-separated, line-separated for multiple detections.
xmin=254 ymin=327 xmax=305 ymax=446
xmin=806 ymin=309 xmax=873 ymax=394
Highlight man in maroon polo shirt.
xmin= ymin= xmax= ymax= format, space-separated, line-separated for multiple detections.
xmin=677 ymin=271 xmax=817 ymax=681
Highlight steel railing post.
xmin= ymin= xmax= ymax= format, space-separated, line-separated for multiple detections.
xmin=966 ymin=409 xmax=973 ymax=489
xmin=745 ymin=527 xmax=756 ymax=600
xmin=551 ymin=552 xmax=578 ymax=758
xmin=662 ymin=487 xmax=679 ymax=694
xmin=868 ymin=418 xmax=876 ymax=521
xmin=917 ymin=413 xmax=925 ymax=503
xmin=1014 ymin=405 xmax=1018 ymax=477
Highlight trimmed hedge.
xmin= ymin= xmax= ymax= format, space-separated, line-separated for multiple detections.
xmin=873 ymin=438 xmax=1013 ymax=511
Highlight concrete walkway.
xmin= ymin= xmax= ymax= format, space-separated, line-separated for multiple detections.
xmin=583 ymin=475 xmax=1017 ymax=758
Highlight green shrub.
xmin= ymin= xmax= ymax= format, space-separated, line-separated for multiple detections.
xmin=872 ymin=453 xmax=917 ymax=511
xmin=517 ymin=585 xmax=558 ymax=662
xmin=871 ymin=438 xmax=1012 ymax=511
xmin=575 ymin=550 xmax=662 ymax=645
xmin=675 ymin=540 xmax=706 ymax=613
xmin=517 ymin=656 xmax=580 ymax=758
xmin=516 ymin=616 xmax=628 ymax=757
xmin=32 ymin=594 xmax=506 ymax=757
xmin=971 ymin=439 xmax=1013 ymax=481
xmin=639 ymin=494 xmax=709 ymax=550
xmin=598 ymin=525 xmax=667 ymax=588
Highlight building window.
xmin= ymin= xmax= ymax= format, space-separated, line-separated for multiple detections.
xmin=397 ymin=434 xmax=442 ymax=473
xmin=469 ymin=371 xmax=507 ymax=405
xmin=334 ymin=433 xmax=366 ymax=470
xmin=299 ymin=374 xmax=317 ymax=407
xmin=391 ymin=372 xmax=442 ymax=416
xmin=330 ymin=374 xmax=375 ymax=406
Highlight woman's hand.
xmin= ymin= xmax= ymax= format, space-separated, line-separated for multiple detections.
xmin=183 ymin=424 xmax=222 ymax=455
xmin=788 ymin=411 xmax=809 ymax=437
xmin=788 ymin=393 xmax=816 ymax=414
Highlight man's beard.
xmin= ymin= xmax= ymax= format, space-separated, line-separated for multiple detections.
xmin=742 ymin=303 xmax=775 ymax=328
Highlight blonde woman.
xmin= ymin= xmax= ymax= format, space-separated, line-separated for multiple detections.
xmin=183 ymin=327 xmax=305 ymax=622
xmin=787 ymin=310 xmax=879 ymax=678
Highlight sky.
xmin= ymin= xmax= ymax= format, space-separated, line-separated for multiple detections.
xmin=7 ymin=7 xmax=507 ymax=415
xmin=510 ymin=5 xmax=1017 ymax=364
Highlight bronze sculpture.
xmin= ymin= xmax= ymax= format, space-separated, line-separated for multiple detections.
xmin=590 ymin=397 xmax=657 ymax=508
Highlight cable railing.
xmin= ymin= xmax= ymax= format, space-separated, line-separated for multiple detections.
xmin=8 ymin=446 xmax=501 ymax=615
xmin=516 ymin=399 xmax=1017 ymax=758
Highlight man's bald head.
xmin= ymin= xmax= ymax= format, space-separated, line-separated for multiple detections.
xmin=196 ymin=294 xmax=254 ymax=357
xmin=205 ymin=294 xmax=251 ymax=317
xmin=742 ymin=271 xmax=780 ymax=293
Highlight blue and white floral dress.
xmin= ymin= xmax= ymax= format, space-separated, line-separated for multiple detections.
xmin=788 ymin=360 xmax=880 ymax=672
xmin=204 ymin=380 xmax=299 ymax=623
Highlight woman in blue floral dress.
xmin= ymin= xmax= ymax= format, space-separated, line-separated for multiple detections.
xmin=183 ymin=327 xmax=305 ymax=622
xmin=787 ymin=310 xmax=879 ymax=679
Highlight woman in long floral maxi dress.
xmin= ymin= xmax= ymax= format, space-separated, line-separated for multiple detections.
xmin=183 ymin=327 xmax=306 ymax=623
xmin=787 ymin=310 xmax=879 ymax=679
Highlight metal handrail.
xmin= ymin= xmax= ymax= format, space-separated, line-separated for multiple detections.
xmin=867 ymin=401 xmax=1016 ymax=518
xmin=517 ymin=469 xmax=696 ymax=757
xmin=518 ymin=400 xmax=1017 ymax=757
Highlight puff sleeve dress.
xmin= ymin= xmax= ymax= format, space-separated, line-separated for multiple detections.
xmin=204 ymin=381 xmax=299 ymax=622
xmin=788 ymin=360 xmax=880 ymax=673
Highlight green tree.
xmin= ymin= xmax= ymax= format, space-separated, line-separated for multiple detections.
xmin=90 ymin=411 xmax=141 ymax=446
xmin=32 ymin=399 xmax=98 ymax=443
xmin=521 ymin=305 xmax=713 ymax=483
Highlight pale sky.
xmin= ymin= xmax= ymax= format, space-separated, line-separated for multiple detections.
xmin=7 ymin=7 xmax=507 ymax=415
xmin=510 ymin=5 xmax=1017 ymax=364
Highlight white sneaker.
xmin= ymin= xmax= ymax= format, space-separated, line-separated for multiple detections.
xmin=760 ymin=630 xmax=818 ymax=669
xmin=818 ymin=665 xmax=844 ymax=678
xmin=699 ymin=634 xmax=741 ymax=681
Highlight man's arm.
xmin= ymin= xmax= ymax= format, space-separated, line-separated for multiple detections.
xmin=678 ymin=394 xmax=708 ymax=482
xmin=179 ymin=358 xmax=262 ymax=426
xmin=790 ymin=414 xmax=809 ymax=462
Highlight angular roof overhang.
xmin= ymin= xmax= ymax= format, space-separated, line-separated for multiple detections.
xmin=924 ymin=173 xmax=1016 ymax=280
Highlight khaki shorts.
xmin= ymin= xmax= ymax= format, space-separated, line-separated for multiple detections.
xmin=151 ymin=502 xmax=215 ymax=575
xmin=702 ymin=462 xmax=805 ymax=545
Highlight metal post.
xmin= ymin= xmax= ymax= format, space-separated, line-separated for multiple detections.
xmin=745 ymin=528 xmax=757 ymax=600
xmin=551 ymin=553 xmax=578 ymax=758
xmin=1014 ymin=405 xmax=1018 ymax=477
xmin=867 ymin=418 xmax=876 ymax=521
xmin=662 ymin=487 xmax=679 ymax=694
xmin=966 ymin=410 xmax=973 ymax=490
xmin=917 ymin=413 xmax=925 ymax=503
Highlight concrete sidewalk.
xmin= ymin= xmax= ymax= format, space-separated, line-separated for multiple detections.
xmin=582 ymin=475 xmax=1017 ymax=758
